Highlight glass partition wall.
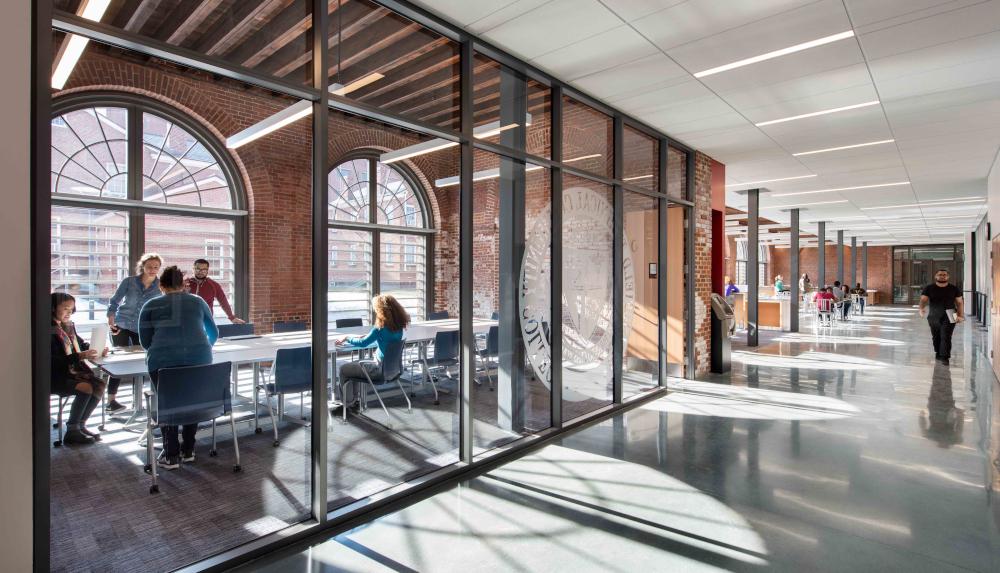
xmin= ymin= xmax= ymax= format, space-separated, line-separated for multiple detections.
xmin=40 ymin=2 xmax=695 ymax=571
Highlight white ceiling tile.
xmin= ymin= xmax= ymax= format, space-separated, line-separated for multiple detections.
xmin=608 ymin=79 xmax=714 ymax=111
xmin=570 ymin=53 xmax=688 ymax=100
xmin=742 ymin=84 xmax=881 ymax=123
xmin=465 ymin=0 xmax=555 ymax=34
xmin=856 ymin=1 xmax=1000 ymax=61
xmin=599 ymin=0 xmax=688 ymax=22
xmin=408 ymin=0 xmax=524 ymax=27
xmin=530 ymin=26 xmax=658 ymax=81
xmin=479 ymin=0 xmax=619 ymax=60
xmin=695 ymin=43 xmax=866 ymax=94
xmin=843 ymin=0 xmax=981 ymax=27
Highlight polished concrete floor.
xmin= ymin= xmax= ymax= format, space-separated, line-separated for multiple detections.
xmin=241 ymin=306 xmax=1000 ymax=572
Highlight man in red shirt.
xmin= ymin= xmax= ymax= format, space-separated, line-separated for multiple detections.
xmin=185 ymin=259 xmax=245 ymax=324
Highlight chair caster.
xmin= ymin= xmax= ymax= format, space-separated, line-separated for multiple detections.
xmin=53 ymin=440 xmax=62 ymax=447
xmin=52 ymin=422 xmax=59 ymax=429
xmin=143 ymin=464 xmax=152 ymax=474
xmin=149 ymin=484 xmax=159 ymax=494
xmin=410 ymin=393 xmax=416 ymax=397
xmin=254 ymin=427 xmax=262 ymax=434
xmin=98 ymin=425 xmax=105 ymax=431
xmin=209 ymin=449 xmax=218 ymax=457
xmin=434 ymin=400 xmax=440 ymax=405
xmin=489 ymin=387 xmax=494 ymax=392
xmin=233 ymin=465 xmax=242 ymax=473
xmin=272 ymin=440 xmax=280 ymax=447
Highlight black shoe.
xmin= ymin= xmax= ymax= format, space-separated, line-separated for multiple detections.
xmin=80 ymin=427 xmax=101 ymax=441
xmin=181 ymin=450 xmax=195 ymax=463
xmin=63 ymin=429 xmax=95 ymax=445
xmin=158 ymin=456 xmax=180 ymax=470
xmin=107 ymin=400 xmax=127 ymax=414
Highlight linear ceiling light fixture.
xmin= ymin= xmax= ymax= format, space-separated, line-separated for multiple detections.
xmin=861 ymin=198 xmax=985 ymax=210
xmin=226 ymin=100 xmax=312 ymax=149
xmin=755 ymin=101 xmax=880 ymax=127
xmin=51 ymin=0 xmax=112 ymax=89
xmin=624 ymin=174 xmax=653 ymax=181
xmin=329 ymin=73 xmax=385 ymax=96
xmin=793 ymin=139 xmax=894 ymax=156
xmin=763 ymin=199 xmax=849 ymax=209
xmin=725 ymin=174 xmax=816 ymax=188
xmin=772 ymin=181 xmax=910 ymax=197
xmin=693 ymin=31 xmax=855 ymax=78
xmin=381 ymin=114 xmax=532 ymax=164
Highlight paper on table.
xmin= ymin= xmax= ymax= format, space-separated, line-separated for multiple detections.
xmin=946 ymin=309 xmax=957 ymax=324
xmin=89 ymin=323 xmax=109 ymax=363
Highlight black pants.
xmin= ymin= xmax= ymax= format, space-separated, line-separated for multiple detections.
xmin=108 ymin=327 xmax=140 ymax=395
xmin=162 ymin=424 xmax=198 ymax=457
xmin=928 ymin=315 xmax=956 ymax=359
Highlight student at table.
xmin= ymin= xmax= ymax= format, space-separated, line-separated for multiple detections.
xmin=139 ymin=265 xmax=219 ymax=470
xmin=51 ymin=292 xmax=109 ymax=445
xmin=851 ymin=283 xmax=867 ymax=315
xmin=840 ymin=284 xmax=852 ymax=320
xmin=185 ymin=258 xmax=245 ymax=324
xmin=725 ymin=277 xmax=740 ymax=297
xmin=774 ymin=275 xmax=785 ymax=293
xmin=335 ymin=294 xmax=410 ymax=404
xmin=106 ymin=253 xmax=162 ymax=414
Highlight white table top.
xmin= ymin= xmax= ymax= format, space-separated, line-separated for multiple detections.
xmin=97 ymin=318 xmax=497 ymax=377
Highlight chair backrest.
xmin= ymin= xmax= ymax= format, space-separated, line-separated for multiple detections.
xmin=428 ymin=310 xmax=450 ymax=321
xmin=433 ymin=330 xmax=460 ymax=361
xmin=273 ymin=347 xmax=312 ymax=394
xmin=485 ymin=325 xmax=499 ymax=355
xmin=380 ymin=339 xmax=405 ymax=382
xmin=218 ymin=323 xmax=254 ymax=337
xmin=816 ymin=297 xmax=833 ymax=312
xmin=155 ymin=362 xmax=232 ymax=426
xmin=491 ymin=311 xmax=499 ymax=320
xmin=273 ymin=320 xmax=307 ymax=333
xmin=336 ymin=318 xmax=363 ymax=328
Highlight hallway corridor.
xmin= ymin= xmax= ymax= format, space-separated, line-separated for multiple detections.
xmin=243 ymin=306 xmax=1000 ymax=572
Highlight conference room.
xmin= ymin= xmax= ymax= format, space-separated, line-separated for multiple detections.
xmin=45 ymin=1 xmax=692 ymax=571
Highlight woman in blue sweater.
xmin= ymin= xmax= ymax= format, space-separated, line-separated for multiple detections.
xmin=139 ymin=265 xmax=219 ymax=469
xmin=335 ymin=294 xmax=410 ymax=392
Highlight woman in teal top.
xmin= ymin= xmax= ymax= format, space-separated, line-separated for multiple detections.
xmin=138 ymin=265 xmax=218 ymax=469
xmin=335 ymin=294 xmax=410 ymax=385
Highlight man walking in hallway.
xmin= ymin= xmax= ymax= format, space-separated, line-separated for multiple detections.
xmin=919 ymin=269 xmax=964 ymax=365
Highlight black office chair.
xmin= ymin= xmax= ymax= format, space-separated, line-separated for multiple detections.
xmin=144 ymin=362 xmax=238 ymax=494
xmin=427 ymin=311 xmax=450 ymax=321
xmin=218 ymin=323 xmax=254 ymax=337
xmin=335 ymin=318 xmax=364 ymax=328
xmin=339 ymin=339 xmax=410 ymax=427
xmin=273 ymin=320 xmax=307 ymax=333
xmin=414 ymin=330 xmax=459 ymax=405
xmin=50 ymin=393 xmax=72 ymax=447
xmin=256 ymin=346 xmax=311 ymax=446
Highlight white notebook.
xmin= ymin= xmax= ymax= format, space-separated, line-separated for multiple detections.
xmin=89 ymin=324 xmax=109 ymax=363
xmin=946 ymin=309 xmax=957 ymax=324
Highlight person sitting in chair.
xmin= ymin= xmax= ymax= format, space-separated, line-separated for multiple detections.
xmin=139 ymin=265 xmax=219 ymax=470
xmin=335 ymin=294 xmax=410 ymax=405
xmin=51 ymin=292 xmax=109 ymax=445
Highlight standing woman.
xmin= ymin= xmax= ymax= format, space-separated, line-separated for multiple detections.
xmin=139 ymin=265 xmax=219 ymax=469
xmin=51 ymin=292 xmax=109 ymax=444
xmin=106 ymin=253 xmax=162 ymax=413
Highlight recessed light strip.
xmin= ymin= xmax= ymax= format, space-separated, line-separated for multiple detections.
xmin=693 ymin=31 xmax=855 ymax=78
xmin=51 ymin=0 xmax=112 ymax=89
xmin=861 ymin=198 xmax=985 ymax=211
xmin=329 ymin=73 xmax=385 ymax=96
xmin=793 ymin=139 xmax=894 ymax=156
xmin=381 ymin=114 xmax=533 ymax=164
xmin=773 ymin=181 xmax=909 ymax=197
xmin=726 ymin=174 xmax=816 ymax=188
xmin=755 ymin=101 xmax=880 ymax=127
xmin=762 ymin=200 xmax=848 ymax=209
xmin=226 ymin=99 xmax=312 ymax=149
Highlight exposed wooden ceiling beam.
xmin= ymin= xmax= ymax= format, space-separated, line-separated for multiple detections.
xmin=357 ymin=54 xmax=458 ymax=102
xmin=342 ymin=37 xmax=449 ymax=93
xmin=229 ymin=1 xmax=336 ymax=69
xmin=272 ymin=5 xmax=389 ymax=78
xmin=165 ymin=0 xmax=226 ymax=46
xmin=330 ymin=22 xmax=420 ymax=77
xmin=199 ymin=0 xmax=290 ymax=57
xmin=123 ymin=0 xmax=166 ymax=33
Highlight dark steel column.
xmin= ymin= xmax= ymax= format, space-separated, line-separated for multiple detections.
xmin=790 ymin=209 xmax=800 ymax=332
xmin=612 ymin=117 xmax=624 ymax=404
xmin=837 ymin=229 xmax=844 ymax=284
xmin=817 ymin=221 xmax=826 ymax=286
xmin=310 ymin=0 xmax=329 ymax=521
xmin=657 ymin=142 xmax=668 ymax=388
xmin=850 ymin=236 xmax=857 ymax=286
xmin=747 ymin=188 xmax=759 ymax=347
xmin=550 ymin=86 xmax=563 ymax=427
xmin=458 ymin=39 xmax=474 ymax=463
xmin=497 ymin=66 xmax=526 ymax=431
xmin=862 ymin=241 xmax=868 ymax=290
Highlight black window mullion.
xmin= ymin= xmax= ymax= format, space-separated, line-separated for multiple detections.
xmin=370 ymin=158 xmax=380 ymax=320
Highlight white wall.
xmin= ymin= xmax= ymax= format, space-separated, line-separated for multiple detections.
xmin=0 ymin=1 xmax=35 ymax=570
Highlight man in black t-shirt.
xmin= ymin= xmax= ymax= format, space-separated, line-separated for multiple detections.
xmin=918 ymin=269 xmax=964 ymax=365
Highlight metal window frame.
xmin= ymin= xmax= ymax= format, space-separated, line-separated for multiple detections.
xmin=31 ymin=0 xmax=705 ymax=570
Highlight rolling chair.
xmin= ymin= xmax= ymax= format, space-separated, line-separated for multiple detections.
xmin=339 ymin=339 xmax=410 ymax=427
xmin=414 ymin=330 xmax=459 ymax=405
xmin=273 ymin=320 xmax=307 ymax=333
xmin=143 ymin=362 xmax=239 ymax=494
xmin=218 ymin=323 xmax=255 ymax=337
xmin=50 ymin=393 xmax=72 ymax=447
xmin=256 ymin=346 xmax=311 ymax=446
xmin=335 ymin=318 xmax=364 ymax=328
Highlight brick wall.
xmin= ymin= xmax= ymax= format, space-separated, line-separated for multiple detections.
xmin=771 ymin=245 xmax=893 ymax=303
xmin=693 ymin=152 xmax=713 ymax=376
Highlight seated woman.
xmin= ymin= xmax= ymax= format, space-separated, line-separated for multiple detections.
xmin=51 ymin=292 xmax=108 ymax=444
xmin=138 ymin=265 xmax=219 ymax=470
xmin=335 ymin=294 xmax=410 ymax=401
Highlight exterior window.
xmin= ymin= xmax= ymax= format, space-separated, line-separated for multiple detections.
xmin=50 ymin=99 xmax=244 ymax=329
xmin=328 ymin=156 xmax=430 ymax=324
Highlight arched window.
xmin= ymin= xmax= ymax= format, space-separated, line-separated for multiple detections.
xmin=51 ymin=94 xmax=246 ymax=330
xmin=328 ymin=155 xmax=432 ymax=323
